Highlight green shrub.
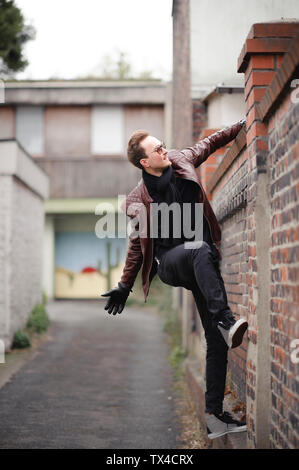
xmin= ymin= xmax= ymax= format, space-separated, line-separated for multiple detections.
xmin=12 ymin=329 xmax=31 ymax=349
xmin=169 ymin=345 xmax=187 ymax=369
xmin=42 ymin=290 xmax=48 ymax=305
xmin=26 ymin=303 xmax=50 ymax=333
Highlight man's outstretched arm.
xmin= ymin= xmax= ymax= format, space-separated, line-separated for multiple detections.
xmin=119 ymin=234 xmax=143 ymax=291
xmin=179 ymin=118 xmax=246 ymax=168
xmin=101 ymin=234 xmax=143 ymax=314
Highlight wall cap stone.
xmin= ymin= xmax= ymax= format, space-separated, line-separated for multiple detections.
xmin=0 ymin=139 xmax=49 ymax=199
xmin=237 ymin=21 xmax=299 ymax=73
xmin=258 ymin=29 xmax=299 ymax=120
xmin=3 ymin=80 xmax=167 ymax=105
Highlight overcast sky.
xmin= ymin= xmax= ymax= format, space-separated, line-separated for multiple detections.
xmin=14 ymin=0 xmax=173 ymax=81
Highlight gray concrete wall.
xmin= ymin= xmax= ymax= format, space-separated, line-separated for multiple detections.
xmin=0 ymin=140 xmax=49 ymax=350
xmin=4 ymin=81 xmax=167 ymax=105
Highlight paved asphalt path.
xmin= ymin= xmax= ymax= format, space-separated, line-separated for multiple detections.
xmin=0 ymin=300 xmax=182 ymax=449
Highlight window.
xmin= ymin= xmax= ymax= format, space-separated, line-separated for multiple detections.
xmin=16 ymin=106 xmax=44 ymax=156
xmin=91 ymin=106 xmax=124 ymax=155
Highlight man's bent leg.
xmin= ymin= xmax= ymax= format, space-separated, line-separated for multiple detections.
xmin=157 ymin=242 xmax=233 ymax=319
xmin=157 ymin=242 xmax=248 ymax=348
xmin=188 ymin=241 xmax=233 ymax=325
xmin=192 ymin=286 xmax=228 ymax=415
xmin=192 ymin=286 xmax=246 ymax=440
xmin=156 ymin=243 xmax=197 ymax=289
xmin=188 ymin=242 xmax=248 ymax=348
xmin=157 ymin=244 xmax=228 ymax=414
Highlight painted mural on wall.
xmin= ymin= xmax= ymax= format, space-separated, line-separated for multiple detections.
xmin=55 ymin=232 xmax=126 ymax=298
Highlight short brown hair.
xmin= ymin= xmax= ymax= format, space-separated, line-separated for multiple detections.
xmin=127 ymin=130 xmax=149 ymax=169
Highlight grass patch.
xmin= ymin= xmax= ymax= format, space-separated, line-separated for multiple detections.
xmin=169 ymin=345 xmax=187 ymax=380
xmin=11 ymin=301 xmax=51 ymax=351
xmin=26 ymin=303 xmax=50 ymax=334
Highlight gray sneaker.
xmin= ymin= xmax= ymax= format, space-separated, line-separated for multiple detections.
xmin=217 ymin=317 xmax=248 ymax=348
xmin=205 ymin=411 xmax=247 ymax=439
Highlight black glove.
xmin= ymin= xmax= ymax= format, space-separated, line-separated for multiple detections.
xmin=101 ymin=282 xmax=132 ymax=315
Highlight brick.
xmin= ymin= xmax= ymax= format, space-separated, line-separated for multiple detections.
xmin=288 ymin=266 xmax=299 ymax=282
xmin=247 ymin=23 xmax=299 ymax=39
xmin=255 ymin=138 xmax=269 ymax=152
xmin=245 ymin=70 xmax=276 ymax=101
xmin=245 ymin=87 xmax=267 ymax=110
xmin=244 ymin=55 xmax=275 ymax=85
xmin=246 ymin=106 xmax=261 ymax=128
xmin=246 ymin=121 xmax=268 ymax=147
xmin=250 ymin=55 xmax=275 ymax=69
xmin=204 ymin=165 xmax=218 ymax=174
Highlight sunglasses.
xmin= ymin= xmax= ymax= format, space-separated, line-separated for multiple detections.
xmin=150 ymin=141 xmax=166 ymax=155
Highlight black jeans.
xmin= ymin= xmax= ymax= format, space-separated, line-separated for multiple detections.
xmin=156 ymin=241 xmax=232 ymax=414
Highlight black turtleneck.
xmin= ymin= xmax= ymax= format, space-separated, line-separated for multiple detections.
xmin=142 ymin=166 xmax=213 ymax=260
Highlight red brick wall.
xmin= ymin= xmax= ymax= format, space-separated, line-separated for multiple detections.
xmin=203 ymin=21 xmax=299 ymax=448
xmin=199 ymin=127 xmax=249 ymax=404
xmin=198 ymin=128 xmax=236 ymax=200
xmin=268 ymin=91 xmax=299 ymax=448
xmin=206 ymin=140 xmax=249 ymax=403
xmin=172 ymin=13 xmax=299 ymax=447
xmin=240 ymin=22 xmax=299 ymax=449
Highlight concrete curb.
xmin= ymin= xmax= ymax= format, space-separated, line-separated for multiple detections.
xmin=0 ymin=328 xmax=54 ymax=391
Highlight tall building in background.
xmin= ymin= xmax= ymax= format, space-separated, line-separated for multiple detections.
xmin=1 ymin=80 xmax=170 ymax=299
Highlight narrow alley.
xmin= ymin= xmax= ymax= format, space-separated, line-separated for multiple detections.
xmin=0 ymin=301 xmax=182 ymax=449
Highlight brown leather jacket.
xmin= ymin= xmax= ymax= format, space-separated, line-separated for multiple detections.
xmin=120 ymin=121 xmax=243 ymax=302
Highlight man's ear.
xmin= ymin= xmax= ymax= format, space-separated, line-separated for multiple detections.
xmin=140 ymin=158 xmax=148 ymax=168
